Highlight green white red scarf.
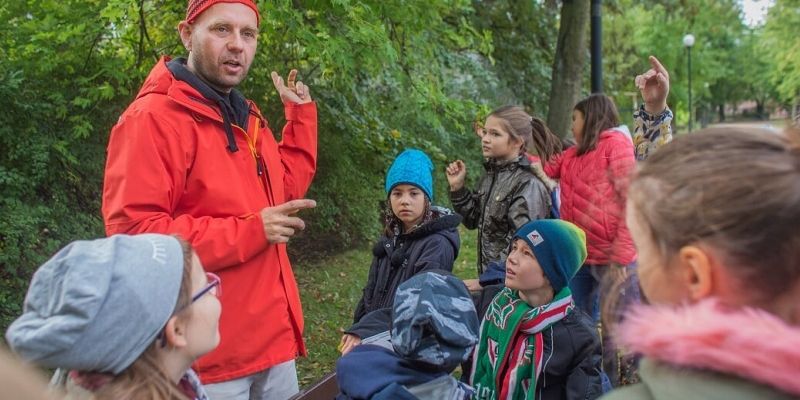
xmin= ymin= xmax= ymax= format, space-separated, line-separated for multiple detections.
xmin=470 ymin=287 xmax=575 ymax=400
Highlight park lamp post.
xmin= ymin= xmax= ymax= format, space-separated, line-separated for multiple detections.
xmin=683 ymin=34 xmax=695 ymax=132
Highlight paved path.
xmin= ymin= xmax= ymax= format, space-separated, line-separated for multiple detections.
xmin=709 ymin=120 xmax=787 ymax=132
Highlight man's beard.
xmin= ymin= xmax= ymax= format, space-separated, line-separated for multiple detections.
xmin=190 ymin=50 xmax=248 ymax=93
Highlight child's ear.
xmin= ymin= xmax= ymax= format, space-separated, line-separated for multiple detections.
xmin=509 ymin=136 xmax=524 ymax=153
xmin=164 ymin=316 xmax=189 ymax=349
xmin=677 ymin=245 xmax=713 ymax=301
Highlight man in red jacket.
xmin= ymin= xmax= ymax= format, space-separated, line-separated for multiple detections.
xmin=101 ymin=0 xmax=317 ymax=398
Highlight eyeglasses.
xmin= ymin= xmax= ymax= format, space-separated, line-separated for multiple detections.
xmin=191 ymin=272 xmax=222 ymax=303
xmin=157 ymin=272 xmax=221 ymax=347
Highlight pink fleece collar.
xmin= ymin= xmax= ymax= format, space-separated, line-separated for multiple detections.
xmin=617 ymin=300 xmax=800 ymax=396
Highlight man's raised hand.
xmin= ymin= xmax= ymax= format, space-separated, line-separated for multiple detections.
xmin=260 ymin=199 xmax=317 ymax=244
xmin=271 ymin=69 xmax=312 ymax=105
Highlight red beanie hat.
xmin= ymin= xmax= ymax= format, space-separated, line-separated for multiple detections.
xmin=186 ymin=0 xmax=260 ymax=25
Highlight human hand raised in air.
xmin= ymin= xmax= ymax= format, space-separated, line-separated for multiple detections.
xmin=260 ymin=199 xmax=316 ymax=244
xmin=635 ymin=56 xmax=670 ymax=115
xmin=271 ymin=69 xmax=312 ymax=105
xmin=446 ymin=160 xmax=467 ymax=192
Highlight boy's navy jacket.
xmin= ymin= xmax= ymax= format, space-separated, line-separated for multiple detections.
xmin=336 ymin=345 xmax=446 ymax=400
xmin=351 ymin=208 xmax=461 ymax=325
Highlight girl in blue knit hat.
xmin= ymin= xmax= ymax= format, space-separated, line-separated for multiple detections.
xmin=446 ymin=106 xmax=561 ymax=295
xmin=339 ymin=149 xmax=463 ymax=355
xmin=5 ymin=234 xmax=222 ymax=400
xmin=471 ymin=219 xmax=603 ymax=400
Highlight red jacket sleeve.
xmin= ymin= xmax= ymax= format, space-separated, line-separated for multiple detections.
xmin=102 ymin=110 xmax=269 ymax=271
xmin=606 ymin=138 xmax=636 ymax=264
xmin=543 ymin=151 xmax=565 ymax=179
xmin=279 ymin=102 xmax=318 ymax=200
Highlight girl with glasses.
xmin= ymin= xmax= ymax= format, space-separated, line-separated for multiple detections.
xmin=5 ymin=234 xmax=222 ymax=400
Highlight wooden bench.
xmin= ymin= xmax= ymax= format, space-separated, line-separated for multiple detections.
xmin=289 ymin=372 xmax=339 ymax=400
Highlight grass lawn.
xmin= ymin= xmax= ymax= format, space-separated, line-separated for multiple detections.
xmin=294 ymin=226 xmax=479 ymax=388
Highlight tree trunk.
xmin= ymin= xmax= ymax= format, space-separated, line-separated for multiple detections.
xmin=755 ymin=100 xmax=765 ymax=120
xmin=717 ymin=103 xmax=726 ymax=122
xmin=547 ymin=0 xmax=590 ymax=139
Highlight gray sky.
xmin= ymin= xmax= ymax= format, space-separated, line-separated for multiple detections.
xmin=740 ymin=0 xmax=773 ymax=26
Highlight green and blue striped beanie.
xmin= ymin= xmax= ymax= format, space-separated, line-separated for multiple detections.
xmin=513 ymin=219 xmax=587 ymax=293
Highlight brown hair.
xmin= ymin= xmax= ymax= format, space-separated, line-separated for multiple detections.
xmin=629 ymin=127 xmax=800 ymax=301
xmin=489 ymin=106 xmax=562 ymax=162
xmin=92 ymin=237 xmax=195 ymax=400
xmin=573 ymin=94 xmax=620 ymax=155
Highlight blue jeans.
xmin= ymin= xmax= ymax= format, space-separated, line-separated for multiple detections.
xmin=569 ymin=263 xmax=641 ymax=324
xmin=569 ymin=264 xmax=604 ymax=324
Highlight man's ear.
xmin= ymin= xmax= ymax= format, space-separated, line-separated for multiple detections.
xmin=177 ymin=21 xmax=193 ymax=52
xmin=677 ymin=245 xmax=714 ymax=301
xmin=164 ymin=316 xmax=188 ymax=349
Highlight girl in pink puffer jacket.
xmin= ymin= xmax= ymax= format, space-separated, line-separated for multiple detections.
xmin=542 ymin=94 xmax=637 ymax=322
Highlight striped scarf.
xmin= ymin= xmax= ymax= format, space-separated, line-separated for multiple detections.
xmin=470 ymin=287 xmax=575 ymax=400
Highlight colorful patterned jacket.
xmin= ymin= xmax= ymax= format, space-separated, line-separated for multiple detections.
xmin=633 ymin=105 xmax=673 ymax=161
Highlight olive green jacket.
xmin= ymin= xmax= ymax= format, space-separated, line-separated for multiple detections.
xmin=603 ymin=359 xmax=798 ymax=400
xmin=605 ymin=300 xmax=800 ymax=400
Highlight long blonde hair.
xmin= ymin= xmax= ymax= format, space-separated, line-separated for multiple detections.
xmin=91 ymin=238 xmax=195 ymax=400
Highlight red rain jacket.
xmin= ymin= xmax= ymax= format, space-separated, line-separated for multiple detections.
xmin=102 ymin=57 xmax=317 ymax=383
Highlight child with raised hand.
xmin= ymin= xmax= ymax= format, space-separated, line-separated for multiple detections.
xmin=601 ymin=127 xmax=800 ymax=400
xmin=632 ymin=56 xmax=674 ymax=161
xmin=5 ymin=234 xmax=221 ymax=400
xmin=447 ymin=106 xmax=561 ymax=292
xmin=340 ymin=149 xmax=462 ymax=354
xmin=471 ymin=219 xmax=603 ymax=400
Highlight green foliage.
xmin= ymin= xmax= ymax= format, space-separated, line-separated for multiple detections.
xmin=0 ymin=0 xmax=498 ymax=331
xmin=602 ymin=0 xmax=780 ymax=126
xmin=471 ymin=0 xmax=559 ymax=114
xmin=763 ymin=0 xmax=800 ymax=105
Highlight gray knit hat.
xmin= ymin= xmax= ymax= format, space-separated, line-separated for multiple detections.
xmin=5 ymin=234 xmax=185 ymax=374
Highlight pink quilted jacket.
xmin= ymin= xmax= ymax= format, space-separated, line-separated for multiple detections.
xmin=544 ymin=130 xmax=636 ymax=265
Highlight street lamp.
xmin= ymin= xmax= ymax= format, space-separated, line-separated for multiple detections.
xmin=683 ymin=34 xmax=695 ymax=132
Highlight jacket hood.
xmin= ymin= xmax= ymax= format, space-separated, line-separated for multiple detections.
xmin=617 ymin=300 xmax=800 ymax=396
xmin=373 ymin=207 xmax=461 ymax=257
xmin=133 ymin=57 xmax=264 ymax=148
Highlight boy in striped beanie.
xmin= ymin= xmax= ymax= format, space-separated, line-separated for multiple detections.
xmin=470 ymin=219 xmax=603 ymax=400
